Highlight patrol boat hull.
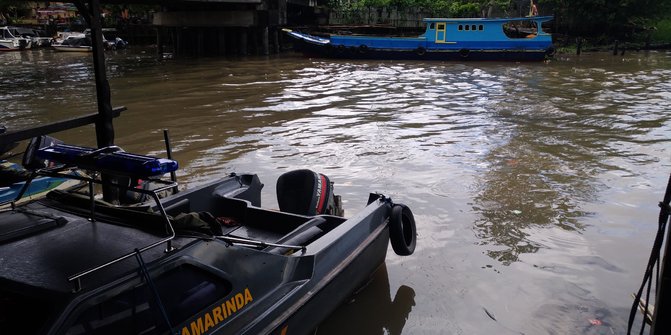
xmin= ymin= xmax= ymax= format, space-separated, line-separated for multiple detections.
xmin=0 ymin=156 xmax=416 ymax=335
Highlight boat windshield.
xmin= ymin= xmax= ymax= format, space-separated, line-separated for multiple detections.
xmin=2 ymin=28 xmax=15 ymax=39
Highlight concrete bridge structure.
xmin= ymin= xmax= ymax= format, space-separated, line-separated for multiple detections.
xmin=134 ymin=0 xmax=326 ymax=57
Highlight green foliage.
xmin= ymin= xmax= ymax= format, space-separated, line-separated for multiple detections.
xmin=449 ymin=2 xmax=481 ymax=17
xmin=0 ymin=0 xmax=28 ymax=23
xmin=328 ymin=0 xmax=671 ymax=41
xmin=330 ymin=0 xmax=514 ymax=17
xmin=651 ymin=18 xmax=671 ymax=42
xmin=545 ymin=0 xmax=671 ymax=40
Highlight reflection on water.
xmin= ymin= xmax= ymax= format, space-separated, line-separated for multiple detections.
xmin=472 ymin=56 xmax=671 ymax=265
xmin=317 ymin=264 xmax=415 ymax=334
xmin=2 ymin=48 xmax=671 ymax=334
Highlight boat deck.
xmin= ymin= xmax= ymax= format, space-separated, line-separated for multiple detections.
xmin=0 ymin=199 xmax=191 ymax=294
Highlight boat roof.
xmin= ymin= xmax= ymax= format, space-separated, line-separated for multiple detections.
xmin=423 ymin=16 xmax=554 ymax=23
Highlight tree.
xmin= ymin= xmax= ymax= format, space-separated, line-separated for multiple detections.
xmin=539 ymin=0 xmax=671 ymax=38
xmin=0 ymin=0 xmax=28 ymax=24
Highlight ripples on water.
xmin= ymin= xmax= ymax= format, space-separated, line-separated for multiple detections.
xmin=1 ymin=49 xmax=671 ymax=334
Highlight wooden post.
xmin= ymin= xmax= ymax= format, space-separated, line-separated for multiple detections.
xmin=613 ymin=40 xmax=619 ymax=55
xmin=73 ymin=0 xmax=120 ymax=203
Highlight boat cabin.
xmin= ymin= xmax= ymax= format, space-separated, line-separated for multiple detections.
xmin=421 ymin=16 xmax=554 ymax=43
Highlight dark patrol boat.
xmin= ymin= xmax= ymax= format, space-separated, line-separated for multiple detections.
xmin=0 ymin=1 xmax=417 ymax=334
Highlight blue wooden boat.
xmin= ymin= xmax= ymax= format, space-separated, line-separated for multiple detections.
xmin=284 ymin=16 xmax=555 ymax=61
xmin=0 ymin=161 xmax=83 ymax=204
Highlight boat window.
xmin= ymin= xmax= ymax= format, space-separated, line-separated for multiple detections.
xmin=430 ymin=23 xmax=435 ymax=29
xmin=458 ymin=25 xmax=463 ymax=31
xmin=502 ymin=20 xmax=539 ymax=39
xmin=465 ymin=25 xmax=470 ymax=31
xmin=479 ymin=25 xmax=484 ymax=31
xmin=437 ymin=23 xmax=445 ymax=30
xmin=64 ymin=265 xmax=232 ymax=335
xmin=472 ymin=25 xmax=477 ymax=31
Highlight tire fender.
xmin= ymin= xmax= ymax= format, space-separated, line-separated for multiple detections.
xmin=546 ymin=46 xmax=556 ymax=57
xmin=415 ymin=47 xmax=426 ymax=56
xmin=389 ymin=204 xmax=417 ymax=256
xmin=459 ymin=48 xmax=470 ymax=58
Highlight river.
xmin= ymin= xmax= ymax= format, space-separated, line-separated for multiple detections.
xmin=1 ymin=48 xmax=670 ymax=334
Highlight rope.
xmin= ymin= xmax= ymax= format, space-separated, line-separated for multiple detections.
xmin=627 ymin=172 xmax=671 ymax=334
xmin=134 ymin=249 xmax=175 ymax=334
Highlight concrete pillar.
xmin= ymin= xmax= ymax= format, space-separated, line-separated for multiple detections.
xmin=218 ymin=28 xmax=226 ymax=56
xmin=271 ymin=28 xmax=279 ymax=54
xmin=197 ymin=28 xmax=204 ymax=56
xmin=156 ymin=27 xmax=163 ymax=59
xmin=261 ymin=26 xmax=269 ymax=55
xmin=174 ymin=28 xmax=182 ymax=57
xmin=239 ymin=29 xmax=248 ymax=56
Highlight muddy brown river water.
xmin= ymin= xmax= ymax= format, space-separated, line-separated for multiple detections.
xmin=1 ymin=48 xmax=671 ymax=334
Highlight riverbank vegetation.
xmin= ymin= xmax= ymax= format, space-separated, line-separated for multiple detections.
xmin=328 ymin=0 xmax=671 ymax=46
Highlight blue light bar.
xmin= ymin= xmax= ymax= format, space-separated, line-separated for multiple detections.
xmin=35 ymin=144 xmax=178 ymax=178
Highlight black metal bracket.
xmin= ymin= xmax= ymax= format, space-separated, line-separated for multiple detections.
xmin=0 ymin=107 xmax=126 ymax=146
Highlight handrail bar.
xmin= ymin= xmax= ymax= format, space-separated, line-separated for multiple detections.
xmin=68 ymin=187 xmax=176 ymax=292
xmin=1 ymin=165 xmax=178 ymax=292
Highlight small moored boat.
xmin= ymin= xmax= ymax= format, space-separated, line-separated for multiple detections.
xmin=284 ymin=16 xmax=555 ymax=61
xmin=0 ymin=127 xmax=84 ymax=205
xmin=0 ymin=26 xmax=31 ymax=51
xmin=0 ymin=160 xmax=83 ymax=205
xmin=52 ymin=35 xmax=93 ymax=52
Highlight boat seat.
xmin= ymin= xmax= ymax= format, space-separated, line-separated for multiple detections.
xmin=162 ymin=198 xmax=190 ymax=216
xmin=266 ymin=216 xmax=327 ymax=254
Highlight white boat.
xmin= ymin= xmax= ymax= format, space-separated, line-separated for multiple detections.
xmin=0 ymin=26 xmax=31 ymax=51
xmin=52 ymin=34 xmax=92 ymax=52
xmin=51 ymin=31 xmax=86 ymax=44
xmin=51 ymin=30 xmax=127 ymax=52
xmin=8 ymin=26 xmax=51 ymax=47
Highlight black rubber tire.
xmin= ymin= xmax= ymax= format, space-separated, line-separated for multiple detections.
xmin=546 ymin=46 xmax=556 ymax=57
xmin=415 ymin=47 xmax=426 ymax=56
xmin=324 ymin=43 xmax=333 ymax=53
xmin=358 ymin=44 xmax=368 ymax=54
xmin=390 ymin=204 xmax=417 ymax=256
xmin=459 ymin=48 xmax=470 ymax=58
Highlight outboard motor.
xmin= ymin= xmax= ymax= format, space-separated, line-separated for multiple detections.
xmin=276 ymin=169 xmax=344 ymax=217
xmin=22 ymin=135 xmax=63 ymax=169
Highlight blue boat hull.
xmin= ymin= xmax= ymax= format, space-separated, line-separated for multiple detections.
xmin=292 ymin=38 xmax=550 ymax=61
xmin=284 ymin=16 xmax=555 ymax=62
